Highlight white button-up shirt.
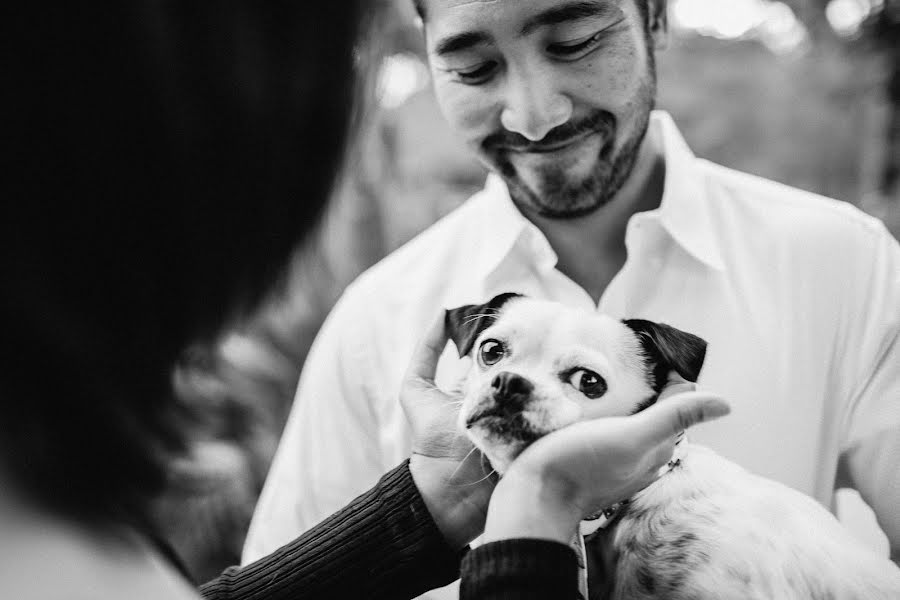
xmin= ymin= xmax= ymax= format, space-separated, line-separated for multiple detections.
xmin=243 ymin=113 xmax=900 ymax=586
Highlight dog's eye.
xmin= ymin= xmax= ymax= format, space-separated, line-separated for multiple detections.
xmin=479 ymin=339 xmax=505 ymax=366
xmin=568 ymin=369 xmax=607 ymax=398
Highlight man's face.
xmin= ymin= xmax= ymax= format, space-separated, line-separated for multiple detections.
xmin=422 ymin=0 xmax=663 ymax=218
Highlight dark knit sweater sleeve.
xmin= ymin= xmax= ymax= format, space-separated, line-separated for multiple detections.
xmin=200 ymin=460 xmax=461 ymax=600
xmin=460 ymin=539 xmax=579 ymax=600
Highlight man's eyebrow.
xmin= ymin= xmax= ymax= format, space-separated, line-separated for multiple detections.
xmin=521 ymin=1 xmax=617 ymax=36
xmin=434 ymin=31 xmax=493 ymax=56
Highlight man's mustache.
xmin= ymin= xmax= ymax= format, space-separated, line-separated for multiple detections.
xmin=482 ymin=111 xmax=616 ymax=153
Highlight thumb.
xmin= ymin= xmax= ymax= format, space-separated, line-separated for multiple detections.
xmin=635 ymin=391 xmax=731 ymax=445
xmin=657 ymin=372 xmax=696 ymax=402
xmin=404 ymin=312 xmax=450 ymax=389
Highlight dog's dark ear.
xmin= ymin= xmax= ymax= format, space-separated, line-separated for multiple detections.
xmin=445 ymin=293 xmax=522 ymax=357
xmin=622 ymin=319 xmax=707 ymax=391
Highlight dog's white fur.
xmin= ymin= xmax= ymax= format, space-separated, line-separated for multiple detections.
xmin=457 ymin=297 xmax=900 ymax=600
xmin=458 ymin=298 xmax=654 ymax=473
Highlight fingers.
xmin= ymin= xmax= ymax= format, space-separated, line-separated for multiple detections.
xmin=635 ymin=391 xmax=731 ymax=445
xmin=404 ymin=311 xmax=450 ymax=388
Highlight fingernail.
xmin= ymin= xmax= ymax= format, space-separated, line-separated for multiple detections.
xmin=704 ymin=397 xmax=731 ymax=417
xmin=659 ymin=383 xmax=695 ymax=400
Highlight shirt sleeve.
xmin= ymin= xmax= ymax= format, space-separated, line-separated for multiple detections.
xmin=460 ymin=539 xmax=579 ymax=600
xmin=201 ymin=461 xmax=462 ymax=600
xmin=241 ymin=285 xmax=388 ymax=563
xmin=837 ymin=222 xmax=900 ymax=561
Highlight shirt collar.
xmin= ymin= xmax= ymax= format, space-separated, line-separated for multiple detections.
xmin=474 ymin=173 xmax=554 ymax=282
xmin=473 ymin=110 xmax=725 ymax=289
xmin=653 ymin=111 xmax=725 ymax=271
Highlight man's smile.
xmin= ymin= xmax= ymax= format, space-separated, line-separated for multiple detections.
xmin=505 ymin=131 xmax=608 ymax=180
xmin=505 ymin=129 xmax=599 ymax=155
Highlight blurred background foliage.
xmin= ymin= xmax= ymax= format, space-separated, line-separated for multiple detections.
xmin=155 ymin=0 xmax=900 ymax=582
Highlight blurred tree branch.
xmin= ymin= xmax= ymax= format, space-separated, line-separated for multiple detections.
xmin=867 ymin=1 xmax=900 ymax=198
xmin=786 ymin=0 xmax=840 ymax=44
xmin=778 ymin=0 xmax=899 ymax=203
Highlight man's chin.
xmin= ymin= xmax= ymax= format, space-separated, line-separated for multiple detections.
xmin=506 ymin=172 xmax=612 ymax=220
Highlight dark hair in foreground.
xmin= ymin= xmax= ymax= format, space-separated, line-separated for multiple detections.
xmin=2 ymin=2 xmax=361 ymax=534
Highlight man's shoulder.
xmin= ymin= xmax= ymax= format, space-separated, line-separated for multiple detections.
xmin=341 ymin=190 xmax=491 ymax=312
xmin=699 ymin=160 xmax=886 ymax=244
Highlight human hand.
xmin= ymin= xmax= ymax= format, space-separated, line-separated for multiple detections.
xmin=483 ymin=380 xmax=730 ymax=544
xmin=403 ymin=313 xmax=496 ymax=550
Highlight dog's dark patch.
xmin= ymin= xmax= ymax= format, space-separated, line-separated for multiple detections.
xmin=612 ymin=513 xmax=713 ymax=598
xmin=632 ymin=394 xmax=659 ymax=414
xmin=446 ymin=292 xmax=522 ymax=357
xmin=622 ymin=319 xmax=708 ymax=392
xmin=670 ymin=531 xmax=698 ymax=552
xmin=636 ymin=565 xmax=657 ymax=594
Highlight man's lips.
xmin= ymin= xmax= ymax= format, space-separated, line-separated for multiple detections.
xmin=500 ymin=130 xmax=598 ymax=155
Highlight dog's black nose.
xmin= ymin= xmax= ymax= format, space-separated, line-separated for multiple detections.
xmin=491 ymin=372 xmax=533 ymax=406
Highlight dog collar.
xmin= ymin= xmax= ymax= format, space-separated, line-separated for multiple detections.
xmin=585 ymin=431 xmax=687 ymax=527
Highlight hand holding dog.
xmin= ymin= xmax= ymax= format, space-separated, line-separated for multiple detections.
xmin=404 ymin=314 xmax=496 ymax=550
xmin=483 ymin=381 xmax=731 ymax=544
xmin=403 ymin=313 xmax=730 ymax=550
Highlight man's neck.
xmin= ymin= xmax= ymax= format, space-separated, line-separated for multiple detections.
xmin=521 ymin=125 xmax=666 ymax=305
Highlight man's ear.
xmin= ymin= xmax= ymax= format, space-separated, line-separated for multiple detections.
xmin=622 ymin=319 xmax=706 ymax=392
xmin=445 ymin=293 xmax=522 ymax=358
xmin=648 ymin=0 xmax=668 ymax=50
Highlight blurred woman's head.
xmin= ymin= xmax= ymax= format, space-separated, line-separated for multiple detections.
xmin=1 ymin=1 xmax=361 ymax=535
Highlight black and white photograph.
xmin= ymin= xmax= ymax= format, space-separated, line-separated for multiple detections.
xmin=3 ymin=1 xmax=899 ymax=599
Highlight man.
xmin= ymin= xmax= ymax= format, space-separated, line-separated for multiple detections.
xmin=245 ymin=1 xmax=900 ymax=592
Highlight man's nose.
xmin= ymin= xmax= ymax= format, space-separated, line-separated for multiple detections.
xmin=491 ymin=372 xmax=534 ymax=408
xmin=500 ymin=73 xmax=572 ymax=142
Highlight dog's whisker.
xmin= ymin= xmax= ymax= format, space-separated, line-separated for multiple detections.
xmin=437 ymin=398 xmax=464 ymax=408
xmin=461 ymin=313 xmax=500 ymax=326
xmin=480 ymin=453 xmax=492 ymax=476
xmin=458 ymin=469 xmax=496 ymax=487
xmin=448 ymin=446 xmax=480 ymax=481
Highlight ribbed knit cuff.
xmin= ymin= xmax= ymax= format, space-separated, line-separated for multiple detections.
xmin=200 ymin=460 xmax=462 ymax=600
xmin=369 ymin=461 xmax=464 ymax=594
xmin=460 ymin=539 xmax=579 ymax=600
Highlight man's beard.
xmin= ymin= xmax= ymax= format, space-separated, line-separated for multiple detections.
xmin=481 ymin=78 xmax=655 ymax=220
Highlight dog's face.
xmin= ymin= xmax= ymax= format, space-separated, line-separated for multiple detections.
xmin=447 ymin=294 xmax=706 ymax=473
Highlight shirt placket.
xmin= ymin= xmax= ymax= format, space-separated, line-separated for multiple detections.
xmin=596 ymin=214 xmax=659 ymax=319
xmin=526 ymin=228 xmax=597 ymax=312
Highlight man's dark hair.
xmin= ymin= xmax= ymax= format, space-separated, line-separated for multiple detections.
xmin=413 ymin=0 xmax=651 ymax=24
xmin=2 ymin=0 xmax=361 ymax=536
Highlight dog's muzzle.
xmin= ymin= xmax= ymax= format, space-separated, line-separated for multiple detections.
xmin=465 ymin=372 xmax=534 ymax=427
xmin=491 ymin=372 xmax=533 ymax=406
xmin=465 ymin=372 xmax=543 ymax=443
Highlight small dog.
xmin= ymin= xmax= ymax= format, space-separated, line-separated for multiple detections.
xmin=446 ymin=293 xmax=900 ymax=600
